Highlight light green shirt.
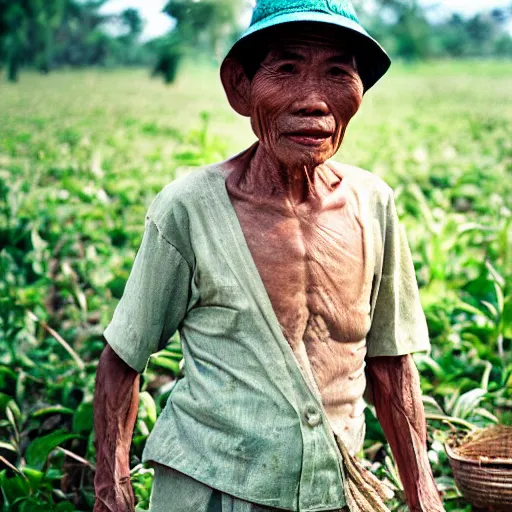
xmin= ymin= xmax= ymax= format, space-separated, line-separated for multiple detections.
xmin=104 ymin=158 xmax=430 ymax=511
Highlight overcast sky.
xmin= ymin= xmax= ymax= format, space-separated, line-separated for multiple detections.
xmin=100 ymin=0 xmax=512 ymax=41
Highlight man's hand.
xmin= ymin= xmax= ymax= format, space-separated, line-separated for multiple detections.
xmin=366 ymin=354 xmax=445 ymax=512
xmin=94 ymin=343 xmax=140 ymax=512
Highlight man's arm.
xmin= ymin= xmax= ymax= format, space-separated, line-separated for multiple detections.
xmin=94 ymin=343 xmax=140 ymax=512
xmin=366 ymin=354 xmax=444 ymax=512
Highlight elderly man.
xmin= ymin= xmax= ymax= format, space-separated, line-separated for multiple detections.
xmin=93 ymin=1 xmax=445 ymax=511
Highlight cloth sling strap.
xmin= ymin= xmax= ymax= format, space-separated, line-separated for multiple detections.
xmin=335 ymin=436 xmax=394 ymax=512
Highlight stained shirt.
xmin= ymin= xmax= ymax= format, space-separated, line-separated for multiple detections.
xmin=104 ymin=154 xmax=430 ymax=512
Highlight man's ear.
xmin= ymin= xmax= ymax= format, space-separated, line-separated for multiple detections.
xmin=220 ymin=57 xmax=251 ymax=117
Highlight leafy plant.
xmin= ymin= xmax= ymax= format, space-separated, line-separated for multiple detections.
xmin=1 ymin=62 xmax=511 ymax=510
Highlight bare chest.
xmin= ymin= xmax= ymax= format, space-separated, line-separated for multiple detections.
xmin=230 ymin=192 xmax=373 ymax=349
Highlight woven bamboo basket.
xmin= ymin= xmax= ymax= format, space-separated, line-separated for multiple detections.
xmin=445 ymin=426 xmax=512 ymax=511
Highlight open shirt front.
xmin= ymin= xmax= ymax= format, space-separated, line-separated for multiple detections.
xmin=104 ymin=152 xmax=430 ymax=511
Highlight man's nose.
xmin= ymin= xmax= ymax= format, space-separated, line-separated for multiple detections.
xmin=292 ymin=96 xmax=330 ymax=117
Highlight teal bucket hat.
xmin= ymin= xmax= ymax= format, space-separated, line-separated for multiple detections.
xmin=225 ymin=0 xmax=391 ymax=92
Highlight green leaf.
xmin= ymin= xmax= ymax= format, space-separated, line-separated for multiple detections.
xmin=435 ymin=475 xmax=459 ymax=493
xmin=32 ymin=406 xmax=74 ymax=418
xmin=0 ymin=393 xmax=15 ymax=413
xmin=456 ymin=301 xmax=486 ymax=319
xmin=415 ymin=354 xmax=443 ymax=377
xmin=20 ymin=498 xmax=50 ymax=512
xmin=0 ymin=366 xmax=16 ymax=388
xmin=25 ymin=431 xmax=79 ymax=470
xmin=55 ymin=502 xmax=75 ymax=511
xmin=73 ymin=284 xmax=88 ymax=313
xmin=7 ymin=399 xmax=21 ymax=422
xmin=425 ymin=413 xmax=476 ymax=430
xmin=494 ymin=282 xmax=504 ymax=315
xmin=5 ymin=406 xmax=17 ymax=430
xmin=22 ymin=467 xmax=44 ymax=489
xmin=472 ymin=407 xmax=499 ymax=424
xmin=451 ymin=388 xmax=487 ymax=419
xmin=0 ymin=441 xmax=17 ymax=452
xmin=481 ymin=300 xmax=498 ymax=320
xmin=151 ymin=356 xmax=180 ymax=375
xmin=30 ymin=227 xmax=48 ymax=254
xmin=503 ymin=297 xmax=512 ymax=337
xmin=0 ymin=471 xmax=31 ymax=503
xmin=480 ymin=361 xmax=493 ymax=391
xmin=139 ymin=391 xmax=157 ymax=425
xmin=422 ymin=396 xmax=444 ymax=414
xmin=485 ymin=260 xmax=505 ymax=288
xmin=162 ymin=348 xmax=182 ymax=358
xmin=45 ymin=468 xmax=64 ymax=481
xmin=72 ymin=402 xmax=93 ymax=433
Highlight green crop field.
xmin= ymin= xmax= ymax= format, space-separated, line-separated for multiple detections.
xmin=1 ymin=61 xmax=511 ymax=511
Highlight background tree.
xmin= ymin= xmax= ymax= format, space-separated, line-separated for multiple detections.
xmin=0 ymin=1 xmax=31 ymax=82
xmin=0 ymin=0 xmax=152 ymax=81
xmin=121 ymin=7 xmax=143 ymax=38
xmin=109 ymin=8 xmax=146 ymax=66
xmin=1 ymin=0 xmax=511 ymax=83
xmin=163 ymin=0 xmax=248 ymax=60
xmin=150 ymin=0 xmax=249 ymax=85
xmin=354 ymin=0 xmax=512 ymax=60
xmin=51 ymin=0 xmax=110 ymax=67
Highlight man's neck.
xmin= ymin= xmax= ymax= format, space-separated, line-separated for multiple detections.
xmin=236 ymin=143 xmax=319 ymax=205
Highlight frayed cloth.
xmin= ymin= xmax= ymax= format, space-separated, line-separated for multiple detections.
xmin=335 ymin=436 xmax=394 ymax=512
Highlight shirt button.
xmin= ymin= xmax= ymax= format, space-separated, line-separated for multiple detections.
xmin=304 ymin=405 xmax=322 ymax=427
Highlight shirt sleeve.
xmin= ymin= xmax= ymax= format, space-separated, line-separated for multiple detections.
xmin=366 ymin=189 xmax=430 ymax=358
xmin=104 ymin=217 xmax=191 ymax=373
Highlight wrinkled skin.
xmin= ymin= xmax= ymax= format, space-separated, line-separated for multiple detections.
xmin=222 ymin=27 xmax=363 ymax=192
xmin=94 ymin=345 xmax=139 ymax=512
xmin=248 ymin=36 xmax=362 ymax=172
xmin=367 ymin=356 xmax=444 ymax=512
xmin=94 ymin=26 xmax=444 ymax=512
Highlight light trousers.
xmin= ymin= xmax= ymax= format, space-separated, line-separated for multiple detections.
xmin=148 ymin=464 xmax=348 ymax=512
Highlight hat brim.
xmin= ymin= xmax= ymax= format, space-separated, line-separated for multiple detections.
xmin=226 ymin=12 xmax=391 ymax=92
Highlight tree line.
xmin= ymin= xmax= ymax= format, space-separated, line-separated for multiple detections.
xmin=356 ymin=0 xmax=512 ymax=60
xmin=1 ymin=0 xmax=512 ymax=83
xmin=0 ymin=0 xmax=147 ymax=82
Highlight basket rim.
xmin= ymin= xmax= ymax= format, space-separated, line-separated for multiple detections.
xmin=445 ymin=442 xmax=512 ymax=467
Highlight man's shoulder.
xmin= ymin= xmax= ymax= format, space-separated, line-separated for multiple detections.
xmin=148 ymin=161 xmax=228 ymax=218
xmin=143 ymin=161 xmax=228 ymax=259
xmin=149 ymin=145 xmax=256 ymax=219
xmin=152 ymin=166 xmax=211 ymax=206
xmin=328 ymin=161 xmax=393 ymax=206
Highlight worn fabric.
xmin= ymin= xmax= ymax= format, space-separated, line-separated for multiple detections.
xmin=224 ymin=151 xmax=429 ymax=459
xmin=334 ymin=436 xmax=393 ymax=512
xmin=104 ymin=150 xmax=430 ymax=511
xmin=149 ymin=464 xmax=349 ymax=512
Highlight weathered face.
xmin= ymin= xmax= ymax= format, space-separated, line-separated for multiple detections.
xmin=248 ymin=30 xmax=364 ymax=169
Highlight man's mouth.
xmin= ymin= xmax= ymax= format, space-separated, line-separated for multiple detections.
xmin=283 ymin=129 xmax=333 ymax=147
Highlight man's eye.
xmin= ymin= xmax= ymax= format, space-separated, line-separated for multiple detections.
xmin=329 ymin=67 xmax=348 ymax=77
xmin=278 ymin=63 xmax=295 ymax=74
